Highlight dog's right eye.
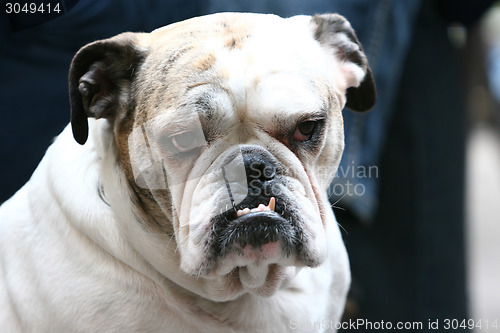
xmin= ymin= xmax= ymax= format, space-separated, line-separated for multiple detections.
xmin=293 ymin=121 xmax=317 ymax=142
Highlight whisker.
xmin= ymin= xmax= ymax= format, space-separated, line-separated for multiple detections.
xmin=337 ymin=222 xmax=349 ymax=236
xmin=330 ymin=192 xmax=348 ymax=207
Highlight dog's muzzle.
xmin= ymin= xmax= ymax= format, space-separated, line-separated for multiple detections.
xmin=211 ymin=146 xmax=301 ymax=259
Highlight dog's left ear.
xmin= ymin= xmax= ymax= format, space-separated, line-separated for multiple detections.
xmin=69 ymin=32 xmax=145 ymax=145
xmin=311 ymin=14 xmax=376 ymax=112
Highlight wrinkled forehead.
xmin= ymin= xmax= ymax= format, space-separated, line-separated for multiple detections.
xmin=134 ymin=13 xmax=336 ymax=124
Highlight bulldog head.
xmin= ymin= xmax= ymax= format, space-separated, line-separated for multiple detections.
xmin=69 ymin=13 xmax=375 ymax=299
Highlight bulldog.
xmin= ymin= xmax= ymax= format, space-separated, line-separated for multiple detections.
xmin=0 ymin=12 xmax=375 ymax=332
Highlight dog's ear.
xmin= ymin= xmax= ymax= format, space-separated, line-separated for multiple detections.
xmin=311 ymin=14 xmax=376 ymax=112
xmin=69 ymin=32 xmax=145 ymax=145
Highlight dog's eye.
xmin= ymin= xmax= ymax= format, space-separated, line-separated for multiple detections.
xmin=170 ymin=131 xmax=200 ymax=153
xmin=293 ymin=121 xmax=317 ymax=142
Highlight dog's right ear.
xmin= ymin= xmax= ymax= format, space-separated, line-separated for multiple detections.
xmin=311 ymin=14 xmax=376 ymax=112
xmin=69 ymin=32 xmax=145 ymax=145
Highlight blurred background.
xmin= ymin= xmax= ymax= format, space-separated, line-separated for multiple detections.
xmin=1 ymin=0 xmax=499 ymax=331
xmin=464 ymin=3 xmax=500 ymax=327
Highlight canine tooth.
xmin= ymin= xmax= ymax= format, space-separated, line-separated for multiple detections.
xmin=268 ymin=197 xmax=276 ymax=211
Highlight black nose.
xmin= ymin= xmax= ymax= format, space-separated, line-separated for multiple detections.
xmin=242 ymin=148 xmax=277 ymax=183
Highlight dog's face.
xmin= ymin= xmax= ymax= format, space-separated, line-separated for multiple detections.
xmin=69 ymin=13 xmax=375 ymax=299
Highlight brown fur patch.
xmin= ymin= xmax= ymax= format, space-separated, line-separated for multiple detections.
xmin=224 ymin=35 xmax=249 ymax=50
xmin=194 ymin=52 xmax=217 ymax=72
xmin=221 ymin=21 xmax=251 ymax=50
xmin=114 ymin=108 xmax=176 ymax=236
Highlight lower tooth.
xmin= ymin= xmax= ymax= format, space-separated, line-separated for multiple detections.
xmin=236 ymin=200 xmax=276 ymax=217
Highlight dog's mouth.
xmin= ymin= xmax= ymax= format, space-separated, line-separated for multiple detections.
xmin=221 ymin=197 xmax=295 ymax=250
xmin=209 ymin=195 xmax=301 ymax=271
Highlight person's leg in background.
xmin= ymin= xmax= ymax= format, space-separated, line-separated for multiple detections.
xmin=341 ymin=1 xmax=470 ymax=330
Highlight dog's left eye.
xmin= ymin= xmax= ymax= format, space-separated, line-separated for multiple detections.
xmin=293 ymin=121 xmax=317 ymax=142
xmin=170 ymin=131 xmax=201 ymax=153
